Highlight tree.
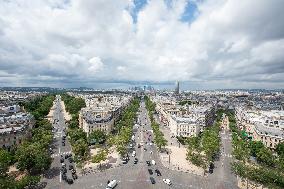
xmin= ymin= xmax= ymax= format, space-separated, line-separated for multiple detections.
xmin=88 ymin=130 xmax=107 ymax=145
xmin=68 ymin=128 xmax=87 ymax=144
xmin=187 ymin=152 xmax=206 ymax=169
xmin=15 ymin=142 xmax=51 ymax=174
xmin=92 ymin=149 xmax=108 ymax=170
xmin=0 ymin=149 xmax=12 ymax=177
xmin=256 ymin=147 xmax=275 ymax=166
xmin=275 ymin=142 xmax=284 ymax=157
xmin=73 ymin=139 xmax=88 ymax=159
xmin=232 ymin=139 xmax=250 ymax=161
xmin=249 ymin=141 xmax=265 ymax=157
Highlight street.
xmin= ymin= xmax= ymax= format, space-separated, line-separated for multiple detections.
xmin=42 ymin=95 xmax=75 ymax=188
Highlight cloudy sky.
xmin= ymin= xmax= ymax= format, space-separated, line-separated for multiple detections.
xmin=0 ymin=0 xmax=283 ymax=90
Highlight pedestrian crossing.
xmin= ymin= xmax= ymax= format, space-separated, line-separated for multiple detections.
xmin=220 ymin=152 xmax=232 ymax=158
xmin=51 ymin=151 xmax=72 ymax=158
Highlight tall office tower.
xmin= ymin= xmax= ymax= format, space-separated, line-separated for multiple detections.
xmin=175 ymin=81 xmax=180 ymax=94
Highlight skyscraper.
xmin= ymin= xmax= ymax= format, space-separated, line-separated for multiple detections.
xmin=175 ymin=81 xmax=180 ymax=94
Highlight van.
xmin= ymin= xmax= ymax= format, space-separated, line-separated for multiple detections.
xmin=106 ymin=180 xmax=117 ymax=189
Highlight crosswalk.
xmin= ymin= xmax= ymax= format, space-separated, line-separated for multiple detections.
xmin=220 ymin=152 xmax=232 ymax=158
xmin=51 ymin=151 xmax=72 ymax=158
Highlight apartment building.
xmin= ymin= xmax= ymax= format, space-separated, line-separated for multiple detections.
xmin=79 ymin=94 xmax=132 ymax=136
xmin=235 ymin=107 xmax=284 ymax=149
xmin=152 ymin=95 xmax=214 ymax=137
xmin=0 ymin=109 xmax=34 ymax=150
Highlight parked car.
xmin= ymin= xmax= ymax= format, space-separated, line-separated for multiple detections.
xmin=146 ymin=161 xmax=151 ymax=166
xmin=155 ymin=169 xmax=161 ymax=176
xmin=151 ymin=160 xmax=156 ymax=165
xmin=66 ymin=178 xmax=73 ymax=184
xmin=60 ymin=157 xmax=64 ymax=163
xmin=106 ymin=180 xmax=117 ymax=189
xmin=132 ymin=151 xmax=136 ymax=157
xmin=69 ymin=165 xmax=74 ymax=170
xmin=134 ymin=158 xmax=138 ymax=164
xmin=150 ymin=177 xmax=155 ymax=184
xmin=72 ymin=173 xmax=78 ymax=180
xmin=163 ymin=178 xmax=172 ymax=185
xmin=62 ymin=173 xmax=67 ymax=181
xmin=148 ymin=169 xmax=153 ymax=175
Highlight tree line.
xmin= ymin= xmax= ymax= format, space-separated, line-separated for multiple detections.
xmin=61 ymin=94 xmax=88 ymax=163
xmin=144 ymin=96 xmax=167 ymax=151
xmin=184 ymin=111 xmax=221 ymax=170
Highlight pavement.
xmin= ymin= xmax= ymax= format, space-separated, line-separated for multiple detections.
xmin=42 ymin=95 xmax=76 ymax=188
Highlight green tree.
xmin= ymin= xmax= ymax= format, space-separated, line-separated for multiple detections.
xmin=275 ymin=142 xmax=284 ymax=157
xmin=15 ymin=142 xmax=51 ymax=174
xmin=73 ymin=138 xmax=88 ymax=158
xmin=88 ymin=130 xmax=107 ymax=145
xmin=0 ymin=149 xmax=12 ymax=177
xmin=256 ymin=147 xmax=275 ymax=166
xmin=92 ymin=149 xmax=108 ymax=170
xmin=249 ymin=141 xmax=265 ymax=157
xmin=232 ymin=139 xmax=250 ymax=161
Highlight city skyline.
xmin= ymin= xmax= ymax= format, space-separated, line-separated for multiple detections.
xmin=0 ymin=0 xmax=284 ymax=89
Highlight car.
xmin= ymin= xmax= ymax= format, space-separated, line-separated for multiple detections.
xmin=148 ymin=169 xmax=153 ymax=175
xmin=62 ymin=142 xmax=65 ymax=146
xmin=66 ymin=178 xmax=73 ymax=184
xmin=137 ymin=144 xmax=141 ymax=148
xmin=209 ymin=163 xmax=214 ymax=173
xmin=134 ymin=158 xmax=138 ymax=164
xmin=62 ymin=173 xmax=67 ymax=180
xmin=155 ymin=169 xmax=161 ymax=176
xmin=72 ymin=173 xmax=78 ymax=180
xmin=65 ymin=154 xmax=69 ymax=159
xmin=69 ymin=157 xmax=73 ymax=163
xmin=60 ymin=158 xmax=64 ymax=163
xmin=61 ymin=166 xmax=67 ymax=173
xmin=146 ymin=161 xmax=151 ymax=166
xmin=143 ymin=148 xmax=147 ymax=151
xmin=106 ymin=180 xmax=117 ymax=189
xmin=122 ymin=158 xmax=128 ymax=164
xmin=69 ymin=165 xmax=74 ymax=170
xmin=150 ymin=177 xmax=155 ymax=184
xmin=151 ymin=160 xmax=156 ymax=165
xmin=71 ymin=169 xmax=76 ymax=174
xmin=163 ymin=179 xmax=172 ymax=185
xmin=132 ymin=151 xmax=136 ymax=157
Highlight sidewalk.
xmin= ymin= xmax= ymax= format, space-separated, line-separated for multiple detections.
xmin=154 ymin=114 xmax=204 ymax=176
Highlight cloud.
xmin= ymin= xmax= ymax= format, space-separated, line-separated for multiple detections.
xmin=0 ymin=0 xmax=283 ymax=89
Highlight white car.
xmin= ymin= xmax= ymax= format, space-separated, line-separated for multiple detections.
xmin=151 ymin=160 xmax=156 ymax=165
xmin=163 ymin=179 xmax=172 ymax=185
xmin=132 ymin=151 xmax=136 ymax=157
xmin=106 ymin=180 xmax=117 ymax=189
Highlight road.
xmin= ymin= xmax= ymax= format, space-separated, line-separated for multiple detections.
xmin=42 ymin=95 xmax=75 ymax=188
xmin=68 ymin=99 xmax=238 ymax=189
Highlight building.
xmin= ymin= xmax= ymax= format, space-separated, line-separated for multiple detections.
xmin=175 ymin=81 xmax=180 ymax=95
xmin=0 ymin=110 xmax=34 ymax=150
xmin=152 ymin=95 xmax=214 ymax=137
xmin=78 ymin=94 xmax=132 ymax=136
xmin=235 ymin=106 xmax=284 ymax=149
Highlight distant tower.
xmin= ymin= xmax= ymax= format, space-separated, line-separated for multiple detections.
xmin=175 ymin=81 xmax=180 ymax=94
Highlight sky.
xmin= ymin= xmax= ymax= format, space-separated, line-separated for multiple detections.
xmin=0 ymin=0 xmax=284 ymax=90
